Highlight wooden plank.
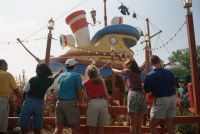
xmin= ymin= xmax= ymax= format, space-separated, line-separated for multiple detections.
xmin=80 ymin=106 xmax=127 ymax=115
xmin=8 ymin=117 xmax=87 ymax=128
xmin=8 ymin=116 xmax=200 ymax=127
xmin=79 ymin=125 xmax=166 ymax=134
xmin=8 ymin=116 xmax=200 ymax=134
xmin=174 ymin=116 xmax=200 ymax=124
xmin=108 ymin=106 xmax=127 ymax=115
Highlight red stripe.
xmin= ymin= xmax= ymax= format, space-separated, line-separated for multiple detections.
xmin=64 ymin=36 xmax=67 ymax=46
xmin=70 ymin=18 xmax=88 ymax=33
xmin=66 ymin=10 xmax=86 ymax=24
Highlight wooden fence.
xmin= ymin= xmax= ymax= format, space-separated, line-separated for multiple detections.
xmin=8 ymin=106 xmax=200 ymax=134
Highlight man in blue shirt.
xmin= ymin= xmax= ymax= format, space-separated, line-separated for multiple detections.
xmin=54 ymin=58 xmax=83 ymax=134
xmin=144 ymin=55 xmax=176 ymax=134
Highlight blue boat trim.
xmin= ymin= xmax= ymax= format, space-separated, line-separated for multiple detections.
xmin=91 ymin=24 xmax=140 ymax=44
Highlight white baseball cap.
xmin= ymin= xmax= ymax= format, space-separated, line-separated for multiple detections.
xmin=65 ymin=58 xmax=78 ymax=67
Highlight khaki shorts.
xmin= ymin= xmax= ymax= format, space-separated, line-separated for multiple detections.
xmin=0 ymin=97 xmax=9 ymax=132
xmin=150 ymin=95 xmax=176 ymax=119
xmin=55 ymin=100 xmax=80 ymax=126
xmin=87 ymin=99 xmax=109 ymax=127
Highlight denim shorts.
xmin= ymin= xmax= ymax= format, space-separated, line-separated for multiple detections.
xmin=18 ymin=97 xmax=44 ymax=128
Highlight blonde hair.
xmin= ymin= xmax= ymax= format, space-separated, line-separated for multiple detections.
xmin=86 ymin=64 xmax=102 ymax=84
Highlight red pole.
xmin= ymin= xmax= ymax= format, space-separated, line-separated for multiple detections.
xmin=188 ymin=83 xmax=194 ymax=108
xmin=185 ymin=9 xmax=200 ymax=115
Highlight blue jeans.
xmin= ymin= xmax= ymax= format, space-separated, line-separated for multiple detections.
xmin=18 ymin=97 xmax=44 ymax=128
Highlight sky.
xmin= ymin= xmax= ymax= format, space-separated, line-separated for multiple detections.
xmin=0 ymin=0 xmax=199 ymax=79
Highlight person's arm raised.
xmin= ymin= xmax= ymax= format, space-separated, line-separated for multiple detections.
xmin=111 ymin=68 xmax=124 ymax=78
xmin=51 ymin=69 xmax=63 ymax=79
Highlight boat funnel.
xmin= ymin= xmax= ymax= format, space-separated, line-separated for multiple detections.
xmin=111 ymin=17 xmax=123 ymax=25
xmin=66 ymin=10 xmax=90 ymax=47
xmin=60 ymin=34 xmax=75 ymax=48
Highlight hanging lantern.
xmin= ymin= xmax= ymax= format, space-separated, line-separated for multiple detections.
xmin=47 ymin=18 xmax=55 ymax=30
xmin=90 ymin=9 xmax=96 ymax=25
xmin=132 ymin=12 xmax=137 ymax=18
xmin=183 ymin=0 xmax=192 ymax=8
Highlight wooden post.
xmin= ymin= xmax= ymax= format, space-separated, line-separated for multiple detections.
xmin=146 ymin=18 xmax=152 ymax=57
xmin=111 ymin=52 xmax=115 ymax=97
xmin=143 ymin=18 xmax=162 ymax=72
xmin=45 ymin=29 xmax=52 ymax=65
xmin=103 ymin=0 xmax=107 ymax=26
xmin=17 ymin=38 xmax=41 ymax=63
xmin=185 ymin=9 xmax=200 ymax=115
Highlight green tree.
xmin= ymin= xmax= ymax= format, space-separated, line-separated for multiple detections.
xmin=168 ymin=45 xmax=200 ymax=81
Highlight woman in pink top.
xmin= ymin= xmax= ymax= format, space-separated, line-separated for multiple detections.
xmin=83 ymin=64 xmax=110 ymax=134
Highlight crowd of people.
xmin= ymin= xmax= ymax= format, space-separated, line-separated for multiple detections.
xmin=0 ymin=55 xmax=191 ymax=134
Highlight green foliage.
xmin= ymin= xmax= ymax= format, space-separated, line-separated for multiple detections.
xmin=168 ymin=46 xmax=200 ymax=77
xmin=176 ymin=108 xmax=199 ymax=134
xmin=176 ymin=124 xmax=198 ymax=134
xmin=170 ymin=66 xmax=188 ymax=77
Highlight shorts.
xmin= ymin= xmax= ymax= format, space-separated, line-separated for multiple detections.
xmin=87 ymin=99 xmax=109 ymax=127
xmin=55 ymin=100 xmax=80 ymax=126
xmin=0 ymin=97 xmax=9 ymax=132
xmin=18 ymin=97 xmax=44 ymax=128
xmin=127 ymin=90 xmax=147 ymax=114
xmin=150 ymin=95 xmax=176 ymax=119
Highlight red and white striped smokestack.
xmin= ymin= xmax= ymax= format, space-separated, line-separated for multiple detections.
xmin=66 ymin=10 xmax=90 ymax=47
xmin=60 ymin=34 xmax=75 ymax=48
